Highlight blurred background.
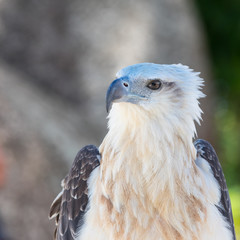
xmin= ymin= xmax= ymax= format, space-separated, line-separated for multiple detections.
xmin=0 ymin=0 xmax=239 ymax=239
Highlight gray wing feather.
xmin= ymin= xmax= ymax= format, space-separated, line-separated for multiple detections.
xmin=49 ymin=145 xmax=100 ymax=240
xmin=194 ymin=139 xmax=236 ymax=240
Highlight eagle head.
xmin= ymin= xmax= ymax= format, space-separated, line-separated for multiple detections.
xmin=106 ymin=63 xmax=205 ymax=138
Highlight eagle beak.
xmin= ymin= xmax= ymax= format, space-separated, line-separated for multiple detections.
xmin=106 ymin=78 xmax=129 ymax=113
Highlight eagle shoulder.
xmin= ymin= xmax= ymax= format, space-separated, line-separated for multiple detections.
xmin=194 ymin=139 xmax=236 ymax=240
xmin=49 ymin=145 xmax=101 ymax=240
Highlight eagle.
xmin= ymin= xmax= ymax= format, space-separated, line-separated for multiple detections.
xmin=49 ymin=63 xmax=236 ymax=240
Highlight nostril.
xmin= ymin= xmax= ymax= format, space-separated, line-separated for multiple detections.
xmin=123 ymin=82 xmax=129 ymax=87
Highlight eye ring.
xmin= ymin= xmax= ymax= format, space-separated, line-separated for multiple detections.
xmin=147 ymin=80 xmax=162 ymax=90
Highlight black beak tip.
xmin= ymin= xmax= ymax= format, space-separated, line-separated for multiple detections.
xmin=106 ymin=98 xmax=112 ymax=113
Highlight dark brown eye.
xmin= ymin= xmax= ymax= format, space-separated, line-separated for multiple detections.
xmin=147 ymin=80 xmax=162 ymax=90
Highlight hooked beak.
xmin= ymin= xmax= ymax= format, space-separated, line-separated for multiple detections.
xmin=106 ymin=78 xmax=129 ymax=113
xmin=106 ymin=78 xmax=146 ymax=113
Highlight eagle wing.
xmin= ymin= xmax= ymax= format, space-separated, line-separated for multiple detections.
xmin=49 ymin=145 xmax=100 ymax=240
xmin=194 ymin=139 xmax=236 ymax=239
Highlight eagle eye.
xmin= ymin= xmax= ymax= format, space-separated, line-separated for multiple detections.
xmin=147 ymin=80 xmax=162 ymax=90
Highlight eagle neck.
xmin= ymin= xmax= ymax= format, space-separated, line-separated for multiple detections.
xmin=100 ymin=104 xmax=198 ymax=209
xmin=97 ymin=104 xmax=207 ymax=239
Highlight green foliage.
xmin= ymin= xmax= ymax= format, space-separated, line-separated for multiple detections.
xmin=216 ymin=106 xmax=240 ymax=186
xmin=195 ymin=0 xmax=240 ymax=186
xmin=229 ymin=187 xmax=240 ymax=239
xmin=195 ymin=1 xmax=240 ymax=233
xmin=195 ymin=0 xmax=240 ymax=108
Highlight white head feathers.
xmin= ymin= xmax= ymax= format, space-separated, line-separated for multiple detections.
xmin=108 ymin=63 xmax=205 ymax=140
